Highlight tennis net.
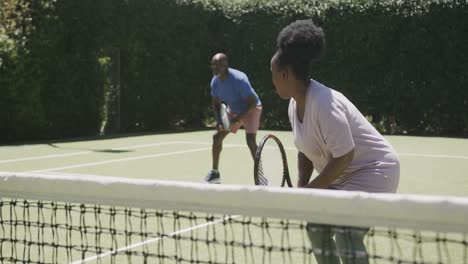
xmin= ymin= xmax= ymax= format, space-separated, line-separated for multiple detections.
xmin=0 ymin=172 xmax=467 ymax=264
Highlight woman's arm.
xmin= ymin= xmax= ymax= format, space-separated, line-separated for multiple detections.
xmin=297 ymin=151 xmax=314 ymax=187
xmin=304 ymin=149 xmax=354 ymax=189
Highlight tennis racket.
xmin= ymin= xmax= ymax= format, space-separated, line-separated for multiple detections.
xmin=254 ymin=134 xmax=292 ymax=187
xmin=219 ymin=103 xmax=231 ymax=131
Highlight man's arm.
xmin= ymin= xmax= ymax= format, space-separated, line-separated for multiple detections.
xmin=297 ymin=151 xmax=314 ymax=187
xmin=212 ymin=97 xmax=223 ymax=130
xmin=304 ymin=149 xmax=354 ymax=189
xmin=231 ymin=95 xmax=257 ymax=124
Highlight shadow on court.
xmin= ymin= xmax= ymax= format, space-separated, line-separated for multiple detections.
xmin=48 ymin=143 xmax=134 ymax=153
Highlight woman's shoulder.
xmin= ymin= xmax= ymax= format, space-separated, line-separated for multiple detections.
xmin=310 ymin=80 xmax=350 ymax=106
xmin=307 ymin=80 xmax=333 ymax=108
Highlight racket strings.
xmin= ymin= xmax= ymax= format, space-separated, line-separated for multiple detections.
xmin=254 ymin=134 xmax=292 ymax=188
xmin=257 ymin=158 xmax=269 ymax=186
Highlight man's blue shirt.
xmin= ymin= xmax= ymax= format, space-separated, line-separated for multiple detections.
xmin=210 ymin=68 xmax=261 ymax=114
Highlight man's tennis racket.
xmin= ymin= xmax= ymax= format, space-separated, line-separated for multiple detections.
xmin=254 ymin=134 xmax=293 ymax=187
xmin=219 ymin=103 xmax=231 ymax=131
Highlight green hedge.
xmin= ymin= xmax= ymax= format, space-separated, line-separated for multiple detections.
xmin=319 ymin=0 xmax=468 ymax=136
xmin=197 ymin=0 xmax=468 ymax=135
xmin=1 ymin=0 xmax=110 ymax=142
xmin=1 ymin=0 xmax=467 ymax=143
xmin=118 ymin=0 xmax=216 ymax=131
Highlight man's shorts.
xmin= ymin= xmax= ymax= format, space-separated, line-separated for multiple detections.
xmin=228 ymin=106 xmax=262 ymax=134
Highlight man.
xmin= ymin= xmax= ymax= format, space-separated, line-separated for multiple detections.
xmin=204 ymin=53 xmax=262 ymax=183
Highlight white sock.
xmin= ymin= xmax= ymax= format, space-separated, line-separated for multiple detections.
xmin=212 ymin=169 xmax=219 ymax=173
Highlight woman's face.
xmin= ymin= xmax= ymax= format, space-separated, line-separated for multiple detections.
xmin=271 ymin=51 xmax=291 ymax=99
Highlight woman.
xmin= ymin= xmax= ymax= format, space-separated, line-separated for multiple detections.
xmin=270 ymin=20 xmax=400 ymax=264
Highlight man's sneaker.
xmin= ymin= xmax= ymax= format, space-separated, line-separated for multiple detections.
xmin=204 ymin=170 xmax=220 ymax=183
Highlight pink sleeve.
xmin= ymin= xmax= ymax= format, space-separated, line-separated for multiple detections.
xmin=316 ymin=96 xmax=355 ymax=158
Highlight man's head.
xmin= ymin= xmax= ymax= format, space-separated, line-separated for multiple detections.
xmin=211 ymin=53 xmax=229 ymax=78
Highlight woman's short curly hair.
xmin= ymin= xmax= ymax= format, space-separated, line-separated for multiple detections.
xmin=276 ymin=20 xmax=326 ymax=82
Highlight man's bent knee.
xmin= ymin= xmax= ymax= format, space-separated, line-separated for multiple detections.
xmin=246 ymin=133 xmax=257 ymax=144
xmin=213 ymin=131 xmax=228 ymax=144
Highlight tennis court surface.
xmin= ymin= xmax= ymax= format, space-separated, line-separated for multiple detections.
xmin=1 ymin=130 xmax=467 ymax=263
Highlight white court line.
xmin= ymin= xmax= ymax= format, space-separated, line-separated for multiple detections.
xmin=29 ymin=147 xmax=211 ymax=173
xmin=398 ymin=153 xmax=468 ymax=160
xmin=0 ymin=141 xmax=244 ymax=165
xmin=71 ymin=215 xmax=240 ymax=264
xmin=113 ymin=141 xmax=187 ymax=150
xmin=174 ymin=141 xmax=468 ymax=159
xmin=0 ymin=142 xmax=204 ymax=164
xmin=279 ymin=146 xmax=468 ymax=160
xmin=3 ymin=140 xmax=467 ymax=165
xmin=0 ymin=151 xmax=92 ymax=164
xmin=280 ymin=146 xmax=468 ymax=160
